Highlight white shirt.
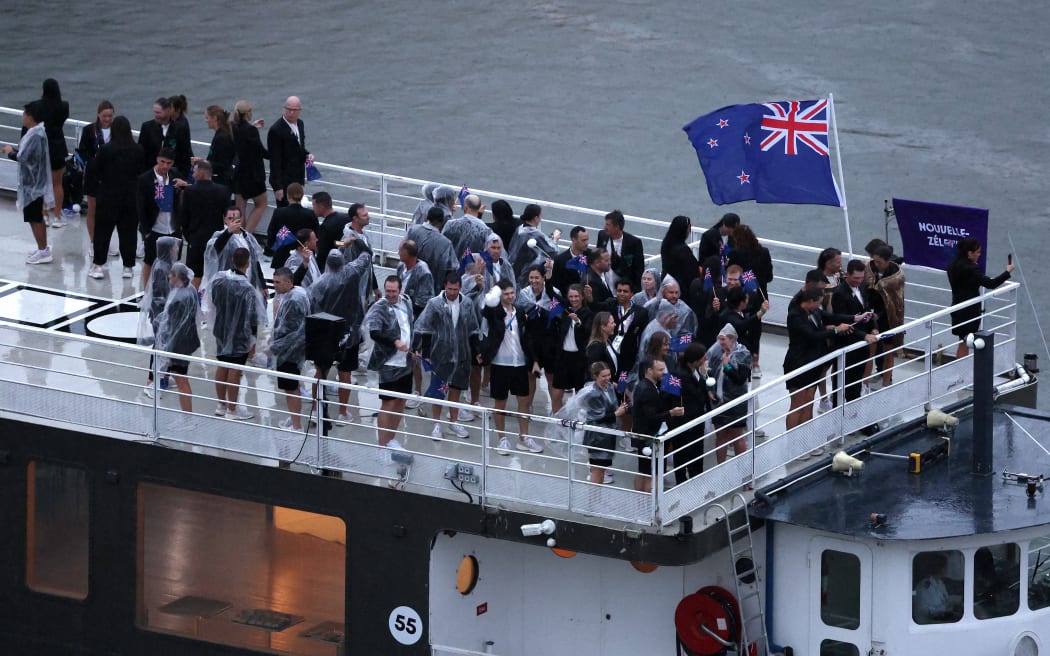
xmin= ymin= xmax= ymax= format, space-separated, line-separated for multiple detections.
xmin=284 ymin=117 xmax=301 ymax=144
xmin=563 ymin=314 xmax=580 ymax=352
xmin=152 ymin=170 xmax=173 ymax=235
xmin=851 ymin=285 xmax=864 ymax=307
xmin=446 ymin=293 xmax=461 ymax=328
xmin=100 ymin=127 xmax=111 ymax=142
xmin=386 ymin=301 xmax=411 ymax=368
xmin=492 ymin=306 xmax=526 ymax=366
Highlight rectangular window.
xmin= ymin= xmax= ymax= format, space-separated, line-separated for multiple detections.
xmin=26 ymin=461 xmax=89 ymax=599
xmin=974 ymin=543 xmax=1019 ymax=619
xmin=1028 ymin=536 xmax=1050 ymax=611
xmin=137 ymin=483 xmax=346 ymax=654
xmin=912 ymin=550 xmax=963 ymax=624
xmin=820 ymin=550 xmax=860 ymax=629
xmin=820 ymin=639 xmax=860 ymax=656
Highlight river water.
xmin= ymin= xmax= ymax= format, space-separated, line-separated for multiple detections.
xmin=2 ymin=0 xmax=1048 ymax=400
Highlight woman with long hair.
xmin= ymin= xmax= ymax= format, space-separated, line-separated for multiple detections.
xmin=728 ymin=223 xmax=773 ymax=373
xmin=585 ymin=311 xmax=617 ymax=373
xmin=76 ymin=100 xmax=115 ymax=245
xmin=660 ymin=215 xmax=700 ymax=292
xmin=202 ymin=105 xmax=236 ymax=187
xmin=231 ymin=100 xmax=269 ymax=233
xmin=36 ymin=79 xmax=70 ymax=226
xmin=88 ymin=116 xmax=144 ymax=279
xmin=578 ymin=362 xmax=629 ymax=484
xmin=947 ymin=238 xmax=1013 ymax=358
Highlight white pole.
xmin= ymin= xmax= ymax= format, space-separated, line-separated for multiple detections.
xmin=828 ymin=94 xmax=853 ymax=255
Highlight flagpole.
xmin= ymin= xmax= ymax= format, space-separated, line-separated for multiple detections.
xmin=828 ymin=93 xmax=853 ymax=255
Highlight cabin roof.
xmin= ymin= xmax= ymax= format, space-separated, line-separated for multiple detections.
xmin=753 ymin=405 xmax=1050 ymax=540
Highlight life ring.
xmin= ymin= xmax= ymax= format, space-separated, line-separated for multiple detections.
xmin=674 ymin=586 xmax=742 ymax=655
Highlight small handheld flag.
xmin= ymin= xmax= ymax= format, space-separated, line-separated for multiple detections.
xmin=616 ymin=370 xmax=629 ymax=393
xmin=566 ymin=254 xmax=588 ymax=275
xmin=154 ymin=183 xmax=174 ymax=213
xmin=703 ymin=267 xmax=714 ymax=293
xmin=546 ymin=297 xmax=564 ymax=328
xmin=740 ymin=269 xmax=760 ymax=293
xmin=424 ymin=373 xmax=449 ymax=400
xmin=670 ymin=333 xmax=694 ymax=353
xmin=273 ymin=225 xmax=297 ymax=251
xmin=458 ymin=249 xmax=474 ymax=274
xmin=306 ymin=162 xmax=322 ymax=182
xmin=660 ymin=372 xmax=683 ymax=396
xmin=479 ymin=249 xmax=495 ymax=274
xmin=458 ymin=184 xmax=470 ymax=208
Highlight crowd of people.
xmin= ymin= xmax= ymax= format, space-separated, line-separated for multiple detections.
xmin=6 ymin=83 xmax=1015 ymax=488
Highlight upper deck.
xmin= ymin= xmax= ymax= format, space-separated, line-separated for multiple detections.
xmin=0 ymin=107 xmax=1027 ymax=535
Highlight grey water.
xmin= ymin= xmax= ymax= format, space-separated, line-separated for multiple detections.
xmin=3 ymin=0 xmax=1049 ymax=404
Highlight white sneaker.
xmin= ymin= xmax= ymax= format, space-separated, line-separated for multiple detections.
xmin=818 ymin=397 xmax=833 ymax=414
xmin=88 ymin=264 xmax=105 ymax=279
xmin=516 ymin=436 xmax=543 ymax=453
xmin=431 ymin=424 xmax=443 ymax=441
xmin=214 ymin=403 xmax=227 ymax=417
xmin=459 ymin=406 xmax=477 ymax=422
xmin=450 ymin=424 xmax=469 ymax=439
xmin=49 ymin=217 xmax=67 ymax=228
xmin=619 ymin=435 xmax=637 ymax=453
xmin=26 ymin=248 xmax=53 ymax=265
xmin=279 ymin=417 xmax=294 ymax=429
xmin=603 ymin=471 xmax=615 ymax=485
xmin=752 ymin=364 xmax=762 ymax=378
xmin=122 ymin=267 xmax=134 ymax=279
xmin=142 ymin=385 xmax=159 ymax=399
xmin=861 ymin=382 xmax=871 ymax=396
xmin=227 ymin=406 xmax=254 ymax=421
xmin=405 ymin=394 xmax=422 ymax=409
xmin=496 ymin=437 xmax=512 ymax=455
xmin=136 ymin=242 xmax=145 ymax=259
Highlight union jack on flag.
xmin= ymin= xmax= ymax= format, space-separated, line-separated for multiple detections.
xmin=616 ymin=370 xmax=629 ymax=393
xmin=566 ymin=254 xmax=588 ymax=274
xmin=153 ymin=183 xmax=174 ymax=212
xmin=740 ymin=269 xmax=760 ymax=293
xmin=273 ymin=225 xmax=297 ymax=250
xmin=683 ymin=98 xmax=842 ymax=207
xmin=670 ymin=333 xmax=693 ymax=353
xmin=659 ymin=372 xmax=683 ymax=396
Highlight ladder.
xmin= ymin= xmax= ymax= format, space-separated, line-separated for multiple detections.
xmin=705 ymin=493 xmax=769 ymax=656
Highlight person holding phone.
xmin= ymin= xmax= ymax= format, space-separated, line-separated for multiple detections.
xmin=947 ymin=238 xmax=1013 ymax=358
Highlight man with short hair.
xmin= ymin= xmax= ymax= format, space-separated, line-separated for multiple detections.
xmin=136 ymin=147 xmax=187 ymax=286
xmin=596 ymin=209 xmax=645 ymax=292
xmin=341 ymin=202 xmax=379 ymax=302
xmin=175 ymin=159 xmax=228 ymax=288
xmin=831 ymin=259 xmax=879 ymax=422
xmin=210 ymin=247 xmax=262 ymax=420
xmin=2 ymin=103 xmax=54 ymax=265
xmin=267 ymin=96 xmax=309 ymax=207
xmin=698 ymin=212 xmax=740 ymax=263
xmin=313 ymin=191 xmax=348 ymax=270
xmin=267 ymin=182 xmax=317 ymax=268
xmin=406 ymin=206 xmax=458 ymax=295
xmin=506 ymin=202 xmax=559 ymax=287
xmin=284 ymin=228 xmax=320 ymax=288
xmin=365 ymin=276 xmax=417 ymax=453
xmin=442 ymin=193 xmax=489 ymax=259
xmin=581 ymin=246 xmax=614 ymax=309
xmin=269 ymin=267 xmax=311 ymax=430
xmin=631 ymin=357 xmax=685 ymax=492
xmin=551 ymin=224 xmax=587 ymax=294
xmin=203 ymin=207 xmax=268 ymax=312
xmin=138 ymin=96 xmax=192 ymax=175
xmin=414 ymin=272 xmax=481 ymax=439
xmin=398 ymin=239 xmax=435 ymax=404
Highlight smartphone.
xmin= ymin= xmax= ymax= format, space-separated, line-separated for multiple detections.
xmin=1008 ymin=253 xmax=1013 ymax=265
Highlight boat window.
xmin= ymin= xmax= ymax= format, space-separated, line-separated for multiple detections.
xmin=820 ymin=550 xmax=860 ymax=629
xmin=136 ymin=483 xmax=346 ymax=654
xmin=26 ymin=461 xmax=89 ymax=600
xmin=1028 ymin=536 xmax=1050 ymax=611
xmin=819 ymin=639 xmax=860 ymax=656
xmin=974 ymin=543 xmax=1020 ymax=619
xmin=912 ymin=550 xmax=963 ymax=624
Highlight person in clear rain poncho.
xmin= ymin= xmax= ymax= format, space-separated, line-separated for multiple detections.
xmin=406 ymin=206 xmax=457 ymax=295
xmin=139 ymin=235 xmax=181 ymax=396
xmin=365 ymin=276 xmax=417 ymax=456
xmin=308 ymin=249 xmax=373 ymax=422
xmin=411 ymin=182 xmax=455 ymax=225
xmin=414 ymin=271 xmax=481 ymax=439
xmin=2 ymin=102 xmax=55 ymax=263
xmin=283 ymin=227 xmax=321 ymax=289
xmin=632 ymin=267 xmax=660 ymax=307
xmin=506 ymin=204 xmax=559 ymax=287
xmin=706 ymin=323 xmax=753 ymax=464
xmin=442 ymin=194 xmax=489 ymax=259
xmin=462 ymin=233 xmax=517 ymax=311
xmin=209 ymin=247 xmax=265 ymax=420
xmin=644 ymin=275 xmax=698 ymax=337
xmin=152 ymin=263 xmax=200 ymax=413
xmin=201 ymin=207 xmax=268 ymax=322
xmin=639 ymin=295 xmax=696 ymax=359
xmin=269 ymin=267 xmax=312 ymax=430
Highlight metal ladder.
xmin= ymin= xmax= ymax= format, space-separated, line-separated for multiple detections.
xmin=705 ymin=493 xmax=769 ymax=656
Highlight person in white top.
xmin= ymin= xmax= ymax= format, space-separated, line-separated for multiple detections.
xmin=364 ymin=276 xmax=417 ymax=451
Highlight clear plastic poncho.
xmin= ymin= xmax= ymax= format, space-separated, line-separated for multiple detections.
xmin=461 ymin=235 xmax=517 ymax=313
xmin=506 ymin=223 xmax=559 ymax=286
xmin=364 ymin=295 xmax=415 ymax=383
xmin=406 ymin=222 xmax=457 ymax=295
xmin=413 ymin=292 xmax=480 ymax=389
xmin=153 ymin=284 xmax=201 ymax=366
xmin=308 ymin=251 xmax=373 ymax=346
xmin=13 ymin=123 xmax=54 ymax=211
xmin=410 ymin=183 xmax=455 ymax=225
xmin=543 ymin=381 xmax=619 ymax=457
xmin=339 ymin=226 xmax=376 ymax=308
xmin=397 ymin=259 xmax=435 ymax=310
xmin=201 ymin=228 xmax=268 ymax=323
xmin=631 ymin=267 xmax=661 ymax=308
xmin=137 ymin=236 xmax=180 ymax=344
xmin=209 ymin=270 xmax=265 ymax=357
xmin=284 ymin=249 xmax=320 ymax=288
xmin=639 ymin=298 xmax=696 ymax=356
xmin=269 ymin=285 xmax=311 ymax=366
xmin=442 ymin=215 xmax=491 ymax=259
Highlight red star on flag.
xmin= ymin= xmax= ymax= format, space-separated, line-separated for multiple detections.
xmin=737 ymin=171 xmax=751 ymax=184
xmin=717 ymin=118 xmax=730 ymax=128
xmin=743 ymin=133 xmax=751 ymax=145
xmin=707 ymin=138 xmax=718 ymax=148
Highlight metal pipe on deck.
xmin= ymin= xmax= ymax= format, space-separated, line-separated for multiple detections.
xmin=972 ymin=330 xmax=995 ymax=475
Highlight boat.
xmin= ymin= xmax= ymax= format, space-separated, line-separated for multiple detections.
xmin=0 ymin=106 xmax=1044 ymax=656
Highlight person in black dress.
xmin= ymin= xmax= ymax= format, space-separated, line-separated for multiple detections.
xmin=947 ymin=238 xmax=1013 ymax=358
xmin=660 ymin=215 xmax=701 ymax=293
xmin=34 ymin=79 xmax=70 ymax=224
xmin=231 ymin=100 xmax=269 ymax=234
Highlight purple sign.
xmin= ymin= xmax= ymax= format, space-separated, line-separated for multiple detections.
xmin=893 ymin=198 xmax=988 ymax=272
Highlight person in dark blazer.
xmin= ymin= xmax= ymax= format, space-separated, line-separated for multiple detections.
xmin=231 ymin=100 xmax=269 ymax=234
xmin=831 ymin=259 xmax=880 ymax=434
xmin=947 ymin=237 xmax=1013 ymax=359
xmin=135 ymin=147 xmax=186 ymax=286
xmin=670 ymin=342 xmax=710 ymax=483
xmin=596 ymin=209 xmax=646 ymax=292
xmin=611 ymin=280 xmax=649 ymax=386
xmin=178 ymin=161 xmax=230 ymax=287
xmin=516 ymin=264 xmax=559 ymax=414
xmin=550 ymin=225 xmax=588 ymax=295
xmin=660 ymin=215 xmax=701 ymax=293
xmin=203 ymin=105 xmax=236 ymax=188
xmin=550 ymin=283 xmax=593 ymax=413
xmin=89 ymin=116 xmax=144 ymax=277
xmin=266 ymin=183 xmax=318 ymax=268
xmin=138 ymin=96 xmax=192 ymax=175
xmin=487 ymin=199 xmax=520 ymax=251
xmin=631 ymin=357 xmax=684 ymax=492
xmin=698 ymin=212 xmax=739 ymax=263
xmin=727 ymin=223 xmax=773 ymax=298
xmin=581 ymin=247 xmax=615 ymax=310
xmin=585 ymin=311 xmax=618 ymax=373
xmin=267 ymin=96 xmax=309 ymax=207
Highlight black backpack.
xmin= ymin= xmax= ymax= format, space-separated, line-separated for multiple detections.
xmin=62 ymin=153 xmax=84 ymax=209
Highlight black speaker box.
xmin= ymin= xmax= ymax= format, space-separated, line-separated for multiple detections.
xmin=305 ymin=312 xmax=346 ymax=363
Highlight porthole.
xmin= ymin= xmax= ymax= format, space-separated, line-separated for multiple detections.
xmin=456 ymin=555 xmax=479 ymax=595
xmin=631 ymin=561 xmax=658 ymax=573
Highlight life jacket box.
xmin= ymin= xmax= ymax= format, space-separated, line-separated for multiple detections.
xmin=305 ymin=312 xmax=346 ymax=364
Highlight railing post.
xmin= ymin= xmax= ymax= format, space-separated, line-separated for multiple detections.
xmin=566 ymin=424 xmax=574 ymax=513
xmin=749 ymin=396 xmax=757 ymax=486
xmin=151 ymin=353 xmax=160 ymax=439
xmin=925 ymin=320 xmax=935 ymax=406
xmin=836 ymin=350 xmax=847 ymax=442
xmin=480 ymin=404 xmax=489 ymax=508
xmin=314 ymin=381 xmax=324 ymax=468
xmin=379 ymin=175 xmax=388 ymax=216
xmin=652 ymin=438 xmax=664 ymax=526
